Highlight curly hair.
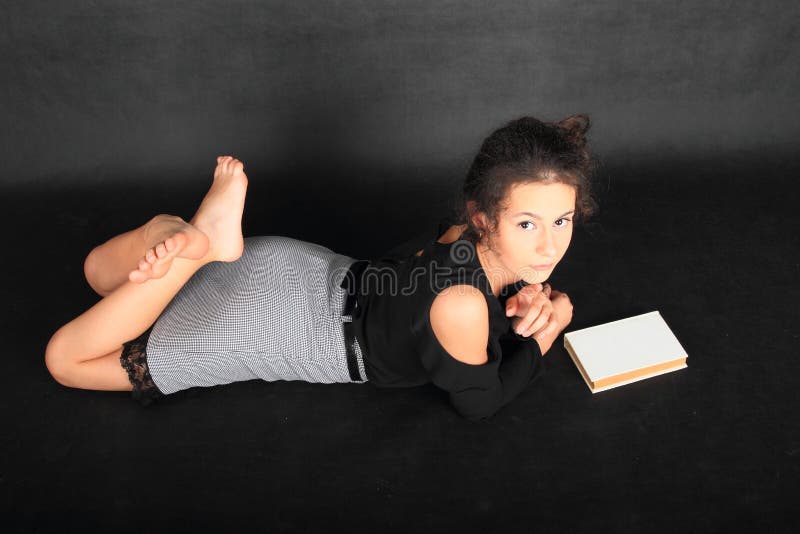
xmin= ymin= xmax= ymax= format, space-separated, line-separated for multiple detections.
xmin=450 ymin=114 xmax=599 ymax=246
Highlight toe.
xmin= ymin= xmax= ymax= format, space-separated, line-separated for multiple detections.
xmin=146 ymin=249 xmax=156 ymax=263
xmin=156 ymin=243 xmax=167 ymax=258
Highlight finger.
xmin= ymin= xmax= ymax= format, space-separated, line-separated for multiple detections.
xmin=515 ymin=293 xmax=548 ymax=334
xmin=506 ymin=297 xmax=516 ymax=317
xmin=534 ymin=317 xmax=559 ymax=341
xmin=523 ymin=305 xmax=552 ymax=337
xmin=508 ymin=283 xmax=542 ymax=317
xmin=542 ymin=283 xmax=552 ymax=298
xmin=524 ymin=291 xmax=549 ymax=326
xmin=531 ymin=315 xmax=556 ymax=340
xmin=524 ymin=308 xmax=550 ymax=336
xmin=520 ymin=282 xmax=543 ymax=297
xmin=507 ymin=292 xmax=529 ymax=318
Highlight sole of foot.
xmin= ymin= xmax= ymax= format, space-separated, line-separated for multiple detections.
xmin=188 ymin=155 xmax=248 ymax=263
xmin=128 ymin=215 xmax=211 ymax=284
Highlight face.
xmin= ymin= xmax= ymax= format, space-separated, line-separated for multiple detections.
xmin=475 ymin=181 xmax=576 ymax=286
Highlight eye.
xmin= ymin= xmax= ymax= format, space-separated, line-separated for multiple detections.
xmin=555 ymin=218 xmax=572 ymax=227
xmin=518 ymin=221 xmax=535 ymax=230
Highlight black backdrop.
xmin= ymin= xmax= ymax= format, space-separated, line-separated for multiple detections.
xmin=4 ymin=0 xmax=799 ymax=188
xmin=2 ymin=1 xmax=798 ymax=532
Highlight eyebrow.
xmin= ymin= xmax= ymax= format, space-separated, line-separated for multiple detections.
xmin=512 ymin=209 xmax=575 ymax=220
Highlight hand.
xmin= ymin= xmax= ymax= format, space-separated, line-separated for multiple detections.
xmin=547 ymin=289 xmax=573 ymax=334
xmin=505 ymin=282 xmax=554 ymax=338
xmin=531 ymin=288 xmax=573 ymax=347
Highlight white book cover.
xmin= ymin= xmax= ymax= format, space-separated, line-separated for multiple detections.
xmin=563 ymin=311 xmax=688 ymax=393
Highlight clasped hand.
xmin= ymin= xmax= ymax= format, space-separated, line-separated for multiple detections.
xmin=505 ymin=282 xmax=573 ymax=349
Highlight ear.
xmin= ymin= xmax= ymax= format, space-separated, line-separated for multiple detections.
xmin=471 ymin=211 xmax=489 ymax=232
xmin=466 ymin=201 xmax=492 ymax=235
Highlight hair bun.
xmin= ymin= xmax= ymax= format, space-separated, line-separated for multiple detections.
xmin=554 ymin=114 xmax=590 ymax=149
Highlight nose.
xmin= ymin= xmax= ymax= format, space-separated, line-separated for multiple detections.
xmin=536 ymin=228 xmax=557 ymax=260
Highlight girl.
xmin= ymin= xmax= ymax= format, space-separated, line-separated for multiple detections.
xmin=45 ymin=114 xmax=597 ymax=421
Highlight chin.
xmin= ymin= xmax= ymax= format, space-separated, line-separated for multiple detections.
xmin=521 ymin=270 xmax=550 ymax=285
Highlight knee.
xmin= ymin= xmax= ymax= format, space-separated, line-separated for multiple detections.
xmin=44 ymin=331 xmax=76 ymax=387
xmin=83 ymin=247 xmax=98 ymax=280
xmin=83 ymin=250 xmax=110 ymax=297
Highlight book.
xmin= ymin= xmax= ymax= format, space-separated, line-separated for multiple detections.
xmin=562 ymin=311 xmax=688 ymax=393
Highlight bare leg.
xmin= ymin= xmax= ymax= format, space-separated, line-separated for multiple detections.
xmin=83 ymin=220 xmax=145 ymax=297
xmin=46 ymin=156 xmax=248 ymax=391
xmin=67 ymin=347 xmax=133 ymax=392
xmin=84 ymin=155 xmax=240 ymax=295
xmin=84 ymin=214 xmax=210 ymax=297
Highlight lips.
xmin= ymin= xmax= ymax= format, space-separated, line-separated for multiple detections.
xmin=531 ymin=263 xmax=554 ymax=270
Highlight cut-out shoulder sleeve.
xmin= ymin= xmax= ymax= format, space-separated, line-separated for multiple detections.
xmin=419 ymin=288 xmax=546 ymax=422
xmin=429 ymin=286 xmax=490 ymax=365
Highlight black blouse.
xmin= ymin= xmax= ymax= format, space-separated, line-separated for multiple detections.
xmin=349 ymin=218 xmax=546 ymax=421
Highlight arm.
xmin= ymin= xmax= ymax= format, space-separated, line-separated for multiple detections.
xmin=504 ymin=317 xmax=559 ymax=354
xmin=426 ymin=285 xmax=543 ymax=421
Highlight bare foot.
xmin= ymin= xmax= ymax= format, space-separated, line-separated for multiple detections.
xmin=128 ymin=215 xmax=211 ymax=284
xmin=188 ymin=155 xmax=248 ymax=262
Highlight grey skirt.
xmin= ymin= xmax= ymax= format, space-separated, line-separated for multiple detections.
xmin=120 ymin=236 xmax=368 ymax=405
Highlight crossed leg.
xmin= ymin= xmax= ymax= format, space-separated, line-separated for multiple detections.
xmin=45 ymin=156 xmax=249 ymax=392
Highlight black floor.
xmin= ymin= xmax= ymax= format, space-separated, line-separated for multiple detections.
xmin=2 ymin=155 xmax=798 ymax=532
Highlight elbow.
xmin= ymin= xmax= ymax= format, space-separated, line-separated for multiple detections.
xmin=462 ymin=411 xmax=494 ymax=423
xmin=457 ymin=407 xmax=497 ymax=422
xmin=452 ymin=398 xmax=500 ymax=422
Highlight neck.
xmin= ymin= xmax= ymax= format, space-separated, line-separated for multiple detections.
xmin=475 ymin=241 xmax=514 ymax=298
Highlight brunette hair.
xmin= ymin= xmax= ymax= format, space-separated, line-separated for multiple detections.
xmin=452 ymin=114 xmax=598 ymax=246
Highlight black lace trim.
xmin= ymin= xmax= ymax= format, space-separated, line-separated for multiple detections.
xmin=120 ymin=326 xmax=165 ymax=406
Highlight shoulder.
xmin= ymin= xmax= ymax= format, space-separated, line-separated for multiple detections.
xmin=435 ymin=224 xmax=469 ymax=245
xmin=414 ymin=224 xmax=469 ymax=257
xmin=428 ymin=285 xmax=490 ymax=365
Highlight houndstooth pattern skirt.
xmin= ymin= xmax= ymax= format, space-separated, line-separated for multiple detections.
xmin=119 ymin=235 xmax=368 ymax=405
